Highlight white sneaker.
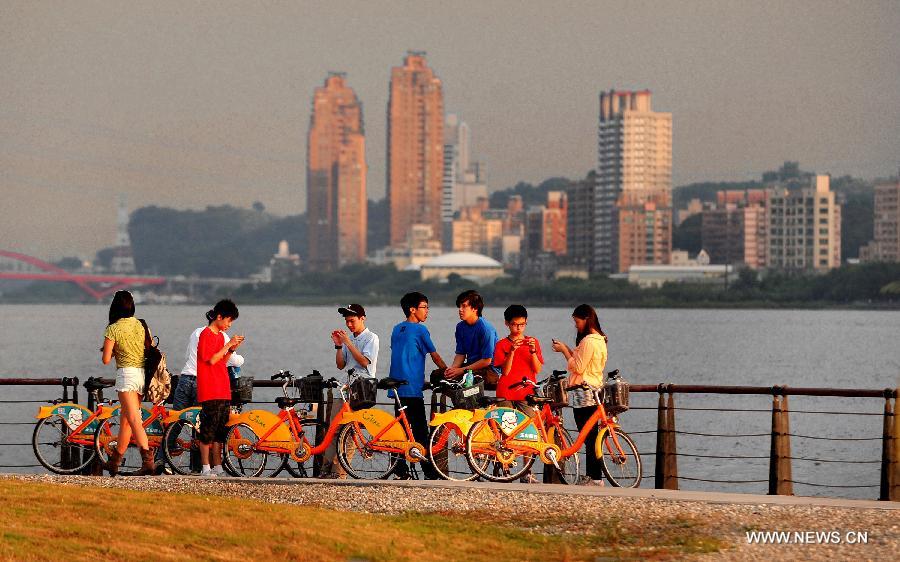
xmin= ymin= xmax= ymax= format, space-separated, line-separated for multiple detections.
xmin=199 ymin=468 xmax=218 ymax=478
xmin=212 ymin=465 xmax=225 ymax=476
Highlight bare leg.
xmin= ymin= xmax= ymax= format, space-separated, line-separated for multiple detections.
xmin=116 ymin=391 xmax=149 ymax=453
xmin=210 ymin=442 xmax=222 ymax=468
xmin=199 ymin=441 xmax=211 ymax=466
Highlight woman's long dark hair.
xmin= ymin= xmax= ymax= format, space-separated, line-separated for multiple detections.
xmin=107 ymin=290 xmax=135 ymax=326
xmin=572 ymin=303 xmax=608 ymax=346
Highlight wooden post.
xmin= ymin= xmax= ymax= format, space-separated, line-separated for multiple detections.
xmin=654 ymin=385 xmax=667 ymax=489
xmin=768 ymin=389 xmax=793 ymax=496
xmin=881 ymin=393 xmax=897 ymax=501
xmin=664 ymin=391 xmax=678 ymax=489
xmin=779 ymin=393 xmax=793 ymax=495
xmin=893 ymin=392 xmax=900 ymax=501
xmin=768 ymin=393 xmax=781 ymax=495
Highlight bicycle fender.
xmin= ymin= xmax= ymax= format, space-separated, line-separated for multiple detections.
xmin=429 ymin=409 xmax=477 ymax=435
xmin=35 ymin=403 xmax=101 ymax=433
xmin=595 ymin=426 xmax=622 ymax=459
xmin=339 ymin=409 xmax=407 ymax=442
xmin=163 ymin=407 xmax=202 ymax=426
xmin=226 ymin=409 xmax=293 ymax=443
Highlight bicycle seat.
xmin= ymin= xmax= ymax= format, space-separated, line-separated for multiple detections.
xmin=275 ymin=397 xmax=305 ymax=409
xmin=84 ymin=378 xmax=114 ymax=392
xmin=525 ymin=395 xmax=555 ymax=406
xmin=376 ymin=378 xmax=408 ymax=390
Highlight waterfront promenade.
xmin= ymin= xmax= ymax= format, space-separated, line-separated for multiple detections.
xmin=3 ymin=473 xmax=897 ymax=560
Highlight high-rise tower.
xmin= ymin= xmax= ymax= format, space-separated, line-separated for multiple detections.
xmin=387 ymin=51 xmax=444 ymax=247
xmin=595 ymin=90 xmax=672 ymax=273
xmin=307 ymin=72 xmax=367 ymax=270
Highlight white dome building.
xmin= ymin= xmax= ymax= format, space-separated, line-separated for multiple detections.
xmin=420 ymin=252 xmax=504 ymax=284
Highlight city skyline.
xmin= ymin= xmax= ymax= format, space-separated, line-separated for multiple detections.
xmin=2 ymin=1 xmax=898 ymax=258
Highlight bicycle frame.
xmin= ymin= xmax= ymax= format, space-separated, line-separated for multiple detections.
xmin=471 ymin=393 xmax=628 ymax=466
xmin=35 ymin=400 xmax=113 ymax=447
xmin=337 ymin=391 xmax=422 ymax=462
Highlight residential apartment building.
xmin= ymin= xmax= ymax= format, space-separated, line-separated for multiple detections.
xmin=566 ymin=172 xmax=596 ymax=269
xmin=594 ymin=89 xmax=673 ymax=273
xmin=524 ymin=191 xmax=568 ymax=258
xmin=387 ymin=52 xmax=444 ymax=247
xmin=451 ymin=200 xmax=504 ymax=261
xmin=766 ymin=175 xmax=841 ymax=271
xmin=306 ymin=72 xmax=367 ymax=270
xmin=860 ymin=179 xmax=900 ymax=262
xmin=700 ymin=190 xmax=767 ymax=269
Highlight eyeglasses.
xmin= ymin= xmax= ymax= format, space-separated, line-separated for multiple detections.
xmin=417 ymin=304 xmax=429 ymax=309
xmin=510 ymin=322 xmax=527 ymax=328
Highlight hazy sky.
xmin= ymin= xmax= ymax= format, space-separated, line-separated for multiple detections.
xmin=2 ymin=1 xmax=898 ymax=259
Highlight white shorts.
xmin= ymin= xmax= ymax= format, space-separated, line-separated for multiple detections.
xmin=116 ymin=367 xmax=145 ymax=394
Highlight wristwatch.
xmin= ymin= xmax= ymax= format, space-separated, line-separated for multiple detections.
xmin=335 ymin=345 xmax=342 ymax=350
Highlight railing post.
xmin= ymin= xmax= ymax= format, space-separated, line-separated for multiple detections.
xmin=779 ymin=393 xmax=793 ymax=495
xmin=60 ymin=378 xmax=73 ymax=470
xmin=893 ymin=390 xmax=900 ymax=501
xmin=881 ymin=392 xmax=896 ymax=501
xmin=769 ymin=387 xmax=793 ymax=495
xmin=314 ymin=387 xmax=332 ymax=478
xmin=664 ymin=389 xmax=678 ymax=490
xmin=654 ymin=385 xmax=667 ymax=489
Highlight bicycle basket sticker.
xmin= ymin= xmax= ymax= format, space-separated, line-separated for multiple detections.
xmin=484 ymin=408 xmax=539 ymax=441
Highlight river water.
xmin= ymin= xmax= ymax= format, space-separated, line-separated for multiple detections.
xmin=1 ymin=304 xmax=898 ymax=498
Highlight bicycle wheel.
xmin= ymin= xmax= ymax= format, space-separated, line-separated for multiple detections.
xmin=598 ymin=428 xmax=642 ymax=488
xmin=282 ymin=420 xmax=325 ymax=478
xmin=93 ymin=416 xmax=143 ymax=475
xmin=32 ymin=416 xmax=95 ymax=474
xmin=336 ymin=423 xmax=399 ymax=480
xmin=465 ymin=419 xmax=535 ymax=482
xmin=222 ymin=423 xmax=268 ymax=477
xmin=162 ymin=419 xmax=199 ymax=475
xmin=429 ymin=422 xmax=480 ymax=481
xmin=546 ymin=425 xmax=580 ymax=485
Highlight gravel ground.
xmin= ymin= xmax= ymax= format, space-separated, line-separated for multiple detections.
xmin=4 ymin=474 xmax=897 ymax=560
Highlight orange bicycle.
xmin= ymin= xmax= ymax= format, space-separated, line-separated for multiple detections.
xmin=466 ymin=370 xmax=642 ymax=487
xmin=222 ymin=370 xmax=346 ymax=477
xmin=93 ymin=396 xmax=168 ymax=476
xmin=334 ymin=377 xmax=429 ymax=479
xmin=32 ymin=377 xmax=117 ymax=474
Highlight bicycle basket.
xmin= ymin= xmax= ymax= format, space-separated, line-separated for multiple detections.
xmin=602 ymin=375 xmax=630 ymax=415
xmin=449 ymin=380 xmax=484 ymax=410
xmin=295 ymin=374 xmax=325 ymax=404
xmin=349 ymin=377 xmax=377 ymax=410
xmin=544 ymin=379 xmax=569 ymax=408
xmin=230 ymin=376 xmax=254 ymax=405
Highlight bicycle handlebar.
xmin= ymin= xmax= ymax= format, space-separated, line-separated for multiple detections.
xmin=270 ymin=370 xmax=292 ymax=381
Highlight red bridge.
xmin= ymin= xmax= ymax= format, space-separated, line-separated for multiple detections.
xmin=0 ymin=250 xmax=166 ymax=300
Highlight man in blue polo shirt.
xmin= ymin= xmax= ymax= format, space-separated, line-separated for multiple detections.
xmin=445 ymin=289 xmax=500 ymax=389
xmin=389 ymin=291 xmax=448 ymax=479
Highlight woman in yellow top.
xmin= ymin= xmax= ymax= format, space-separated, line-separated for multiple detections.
xmin=551 ymin=303 xmax=608 ymax=486
xmin=100 ymin=290 xmax=154 ymax=476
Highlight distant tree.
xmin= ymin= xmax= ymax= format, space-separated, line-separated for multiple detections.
xmin=94 ymin=247 xmax=115 ymax=269
xmin=252 ymin=201 xmax=266 ymax=212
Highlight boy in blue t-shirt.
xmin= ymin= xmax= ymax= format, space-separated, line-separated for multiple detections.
xmin=389 ymin=291 xmax=448 ymax=479
xmin=445 ymin=289 xmax=500 ymax=389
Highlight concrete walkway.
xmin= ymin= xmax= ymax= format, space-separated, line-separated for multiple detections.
xmin=216 ymin=474 xmax=900 ymax=511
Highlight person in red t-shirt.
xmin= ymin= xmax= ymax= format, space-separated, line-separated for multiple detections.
xmin=493 ymin=304 xmax=544 ymax=403
xmin=197 ymin=299 xmax=245 ymax=477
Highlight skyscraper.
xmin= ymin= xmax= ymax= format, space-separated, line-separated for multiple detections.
xmin=387 ymin=52 xmax=444 ymax=247
xmin=307 ymin=72 xmax=367 ymax=270
xmin=595 ymin=89 xmax=673 ymax=273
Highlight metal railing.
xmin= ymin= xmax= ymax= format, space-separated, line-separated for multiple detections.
xmin=1 ymin=377 xmax=897 ymax=500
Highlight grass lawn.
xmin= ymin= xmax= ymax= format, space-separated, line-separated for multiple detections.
xmin=0 ymin=480 xmax=722 ymax=561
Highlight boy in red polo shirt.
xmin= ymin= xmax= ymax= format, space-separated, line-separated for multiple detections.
xmin=493 ymin=304 xmax=544 ymax=403
xmin=197 ymin=299 xmax=245 ymax=477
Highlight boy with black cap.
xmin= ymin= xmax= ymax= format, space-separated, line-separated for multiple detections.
xmin=320 ymin=304 xmax=379 ymax=478
xmin=331 ymin=303 xmax=379 ymax=377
